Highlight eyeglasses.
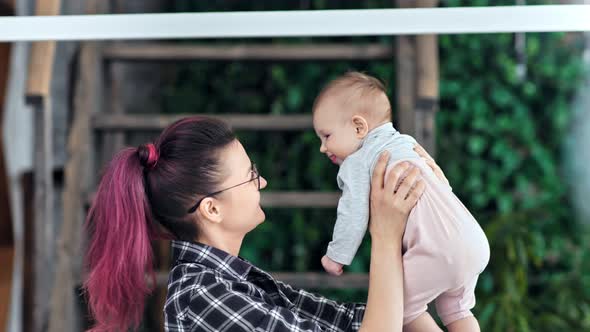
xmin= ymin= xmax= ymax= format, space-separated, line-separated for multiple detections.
xmin=187 ymin=163 xmax=260 ymax=214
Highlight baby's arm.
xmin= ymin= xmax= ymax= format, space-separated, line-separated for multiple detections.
xmin=325 ymin=158 xmax=371 ymax=274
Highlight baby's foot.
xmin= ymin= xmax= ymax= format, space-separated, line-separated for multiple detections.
xmin=321 ymin=255 xmax=344 ymax=276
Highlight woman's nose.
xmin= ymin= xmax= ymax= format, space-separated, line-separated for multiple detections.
xmin=259 ymin=176 xmax=268 ymax=189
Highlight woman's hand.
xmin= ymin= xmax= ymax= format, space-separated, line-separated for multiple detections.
xmin=414 ymin=144 xmax=450 ymax=186
xmin=369 ymin=151 xmax=425 ymax=244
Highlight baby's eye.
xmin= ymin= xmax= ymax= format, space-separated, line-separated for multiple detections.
xmin=324 ymin=134 xmax=331 ymax=139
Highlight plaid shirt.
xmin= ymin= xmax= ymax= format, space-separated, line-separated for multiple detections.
xmin=164 ymin=240 xmax=366 ymax=331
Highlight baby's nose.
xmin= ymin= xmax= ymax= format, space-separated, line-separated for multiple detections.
xmin=319 ymin=144 xmax=327 ymax=153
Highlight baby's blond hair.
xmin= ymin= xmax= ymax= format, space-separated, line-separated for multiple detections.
xmin=313 ymin=71 xmax=392 ymax=124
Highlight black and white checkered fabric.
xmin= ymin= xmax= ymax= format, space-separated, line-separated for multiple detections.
xmin=164 ymin=240 xmax=366 ymax=331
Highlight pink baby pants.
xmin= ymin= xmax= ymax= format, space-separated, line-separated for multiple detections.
xmin=385 ymin=159 xmax=490 ymax=326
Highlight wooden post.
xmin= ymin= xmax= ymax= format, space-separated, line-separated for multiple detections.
xmin=47 ymin=42 xmax=103 ymax=332
xmin=47 ymin=1 xmax=107 ymax=331
xmin=395 ymin=0 xmax=439 ymax=156
xmin=100 ymin=0 xmax=127 ymax=165
xmin=25 ymin=1 xmax=60 ymax=330
xmin=0 ymin=26 xmax=13 ymax=330
xmin=29 ymin=97 xmax=54 ymax=332
xmin=415 ymin=0 xmax=439 ymax=156
xmin=395 ymin=0 xmax=416 ymax=136
xmin=101 ymin=62 xmax=126 ymax=166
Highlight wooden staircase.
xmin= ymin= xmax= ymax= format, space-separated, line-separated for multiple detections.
xmin=28 ymin=1 xmax=439 ymax=331
xmin=90 ymin=42 xmax=388 ymax=282
xmin=87 ymin=41 xmax=392 ymax=330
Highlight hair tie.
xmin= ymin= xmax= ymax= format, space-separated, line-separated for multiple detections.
xmin=146 ymin=143 xmax=159 ymax=169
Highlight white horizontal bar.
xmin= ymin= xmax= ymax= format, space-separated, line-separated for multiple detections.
xmin=1 ymin=5 xmax=589 ymax=41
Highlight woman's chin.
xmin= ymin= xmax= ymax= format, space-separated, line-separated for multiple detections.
xmin=258 ymin=208 xmax=266 ymax=223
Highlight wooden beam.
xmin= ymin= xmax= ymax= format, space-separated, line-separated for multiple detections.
xmin=155 ymin=271 xmax=368 ymax=289
xmin=93 ymin=114 xmax=314 ymax=131
xmin=103 ymin=43 xmax=394 ymax=61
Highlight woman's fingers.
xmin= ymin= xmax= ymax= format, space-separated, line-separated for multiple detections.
xmin=384 ymin=161 xmax=410 ymax=195
xmin=404 ymin=179 xmax=426 ymax=208
xmin=371 ymin=151 xmax=390 ymax=191
xmin=414 ymin=144 xmax=450 ymax=185
xmin=413 ymin=144 xmax=433 ymax=161
xmin=425 ymin=158 xmax=450 ymax=185
xmin=394 ymin=167 xmax=420 ymax=201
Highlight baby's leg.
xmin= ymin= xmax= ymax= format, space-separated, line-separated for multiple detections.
xmin=446 ymin=316 xmax=480 ymax=332
xmin=403 ymin=312 xmax=443 ymax=332
xmin=395 ymin=162 xmax=452 ymax=328
xmin=402 ymin=243 xmax=450 ymax=328
xmin=435 ymin=275 xmax=480 ymax=331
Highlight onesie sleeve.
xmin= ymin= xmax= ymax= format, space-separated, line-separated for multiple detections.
xmin=326 ymin=158 xmax=371 ymax=265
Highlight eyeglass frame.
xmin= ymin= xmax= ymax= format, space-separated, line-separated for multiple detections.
xmin=187 ymin=162 xmax=260 ymax=214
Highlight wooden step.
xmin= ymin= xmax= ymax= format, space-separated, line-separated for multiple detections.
xmin=87 ymin=191 xmax=340 ymax=208
xmin=93 ymin=113 xmax=314 ymax=131
xmin=103 ymin=43 xmax=393 ymax=61
xmin=156 ymin=271 xmax=368 ymax=289
xmin=260 ymin=191 xmax=339 ymax=208
xmin=270 ymin=272 xmax=368 ymax=289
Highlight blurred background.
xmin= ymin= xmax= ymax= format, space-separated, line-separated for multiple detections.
xmin=1 ymin=0 xmax=590 ymax=331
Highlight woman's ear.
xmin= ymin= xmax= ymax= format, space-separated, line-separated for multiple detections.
xmin=352 ymin=115 xmax=369 ymax=139
xmin=197 ymin=197 xmax=223 ymax=225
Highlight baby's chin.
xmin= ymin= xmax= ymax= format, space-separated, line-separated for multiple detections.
xmin=335 ymin=156 xmax=348 ymax=165
xmin=329 ymin=155 xmax=345 ymax=165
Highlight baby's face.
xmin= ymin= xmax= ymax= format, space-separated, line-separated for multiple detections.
xmin=313 ymin=98 xmax=362 ymax=165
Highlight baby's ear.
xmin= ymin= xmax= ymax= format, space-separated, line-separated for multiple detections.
xmin=352 ymin=115 xmax=369 ymax=138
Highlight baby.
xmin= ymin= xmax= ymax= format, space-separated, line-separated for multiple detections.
xmin=313 ymin=72 xmax=490 ymax=332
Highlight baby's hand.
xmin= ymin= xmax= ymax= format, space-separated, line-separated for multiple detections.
xmin=321 ymin=255 xmax=344 ymax=276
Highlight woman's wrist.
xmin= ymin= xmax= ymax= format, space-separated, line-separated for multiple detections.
xmin=369 ymin=215 xmax=406 ymax=245
xmin=371 ymin=234 xmax=402 ymax=253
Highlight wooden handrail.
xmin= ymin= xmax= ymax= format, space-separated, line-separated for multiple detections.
xmin=93 ymin=113 xmax=314 ymax=131
xmin=103 ymin=43 xmax=394 ymax=61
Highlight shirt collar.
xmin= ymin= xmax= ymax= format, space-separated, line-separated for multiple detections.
xmin=362 ymin=122 xmax=398 ymax=145
xmin=172 ymin=240 xmax=253 ymax=280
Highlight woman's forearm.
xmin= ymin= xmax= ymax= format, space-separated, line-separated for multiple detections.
xmin=360 ymin=152 xmax=422 ymax=332
xmin=360 ymin=237 xmax=404 ymax=332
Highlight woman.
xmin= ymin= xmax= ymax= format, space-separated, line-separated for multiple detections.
xmin=84 ymin=116 xmax=447 ymax=332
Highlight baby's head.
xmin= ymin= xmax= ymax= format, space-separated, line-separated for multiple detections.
xmin=312 ymin=71 xmax=391 ymax=165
